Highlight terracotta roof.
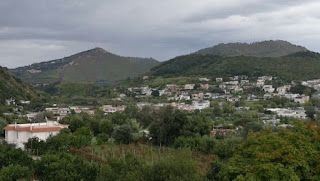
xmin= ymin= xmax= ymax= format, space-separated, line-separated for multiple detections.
xmin=4 ymin=125 xmax=63 ymax=133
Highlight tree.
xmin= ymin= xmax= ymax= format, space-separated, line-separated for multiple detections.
xmin=124 ymin=104 xmax=139 ymax=119
xmin=213 ymin=104 xmax=222 ymax=117
xmin=0 ymin=118 xmax=7 ymax=136
xmin=111 ymin=112 xmax=129 ymax=125
xmin=100 ymin=153 xmax=149 ymax=180
xmin=72 ymin=127 xmax=93 ymax=147
xmin=0 ymin=164 xmax=31 ymax=181
xmin=24 ymin=137 xmax=47 ymax=155
xmin=217 ymin=123 xmax=320 ymax=180
xmin=35 ymin=153 xmax=98 ymax=181
xmin=99 ymin=119 xmax=113 ymax=135
xmin=149 ymin=107 xmax=188 ymax=145
xmin=137 ymin=106 xmax=154 ymax=128
xmin=0 ymin=143 xmax=33 ymax=168
xmin=151 ymin=90 xmax=160 ymax=97
xmin=112 ymin=124 xmax=133 ymax=144
xmin=34 ymin=112 xmax=45 ymax=123
xmin=150 ymin=149 xmax=201 ymax=181
xmin=305 ymin=107 xmax=316 ymax=119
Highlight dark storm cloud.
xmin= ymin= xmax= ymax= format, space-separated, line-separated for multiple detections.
xmin=0 ymin=0 xmax=320 ymax=68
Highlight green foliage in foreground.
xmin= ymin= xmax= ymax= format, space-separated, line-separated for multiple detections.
xmin=208 ymin=122 xmax=320 ymax=180
xmin=2 ymin=121 xmax=320 ymax=180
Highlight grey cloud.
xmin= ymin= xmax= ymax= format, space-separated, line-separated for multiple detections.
xmin=0 ymin=0 xmax=320 ymax=68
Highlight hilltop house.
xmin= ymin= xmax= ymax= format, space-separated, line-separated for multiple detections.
xmin=4 ymin=120 xmax=68 ymax=149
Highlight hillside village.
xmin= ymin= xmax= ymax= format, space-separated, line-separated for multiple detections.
xmin=3 ymin=74 xmax=317 ymax=144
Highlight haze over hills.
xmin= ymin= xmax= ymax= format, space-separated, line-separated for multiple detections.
xmin=11 ymin=48 xmax=159 ymax=85
xmin=195 ymin=40 xmax=308 ymax=57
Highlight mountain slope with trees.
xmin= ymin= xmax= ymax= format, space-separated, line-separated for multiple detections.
xmin=149 ymin=51 xmax=320 ymax=81
xmin=195 ymin=40 xmax=308 ymax=57
xmin=0 ymin=66 xmax=42 ymax=105
xmin=11 ymin=48 xmax=159 ymax=85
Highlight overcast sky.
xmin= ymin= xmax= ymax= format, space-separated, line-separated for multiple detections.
xmin=1 ymin=0 xmax=320 ymax=68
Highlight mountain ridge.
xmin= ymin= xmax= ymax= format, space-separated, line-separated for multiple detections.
xmin=11 ymin=47 xmax=159 ymax=85
xmin=195 ymin=40 xmax=308 ymax=57
xmin=149 ymin=51 xmax=320 ymax=81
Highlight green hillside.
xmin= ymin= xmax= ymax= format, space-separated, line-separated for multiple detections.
xmin=149 ymin=51 xmax=320 ymax=81
xmin=195 ymin=40 xmax=308 ymax=57
xmin=0 ymin=66 xmax=41 ymax=104
xmin=11 ymin=48 xmax=159 ymax=85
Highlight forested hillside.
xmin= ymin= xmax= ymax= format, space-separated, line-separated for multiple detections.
xmin=11 ymin=48 xmax=159 ymax=85
xmin=0 ymin=66 xmax=41 ymax=105
xmin=150 ymin=51 xmax=320 ymax=81
xmin=195 ymin=40 xmax=308 ymax=57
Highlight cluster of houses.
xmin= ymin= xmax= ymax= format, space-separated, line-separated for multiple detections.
xmin=135 ymin=100 xmax=211 ymax=111
xmin=302 ymin=79 xmax=320 ymax=91
xmin=266 ymin=107 xmax=307 ymax=119
xmin=5 ymin=98 xmax=30 ymax=106
xmin=125 ymin=76 xmax=311 ymax=108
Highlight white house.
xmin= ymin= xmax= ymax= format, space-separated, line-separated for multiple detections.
xmin=20 ymin=100 xmax=31 ymax=105
xmin=5 ymin=98 xmax=16 ymax=106
xmin=4 ymin=120 xmax=68 ymax=149
xmin=101 ymin=105 xmax=126 ymax=114
xmin=293 ymin=95 xmax=310 ymax=104
xmin=199 ymin=78 xmax=210 ymax=82
xmin=192 ymin=100 xmax=210 ymax=110
xmin=216 ymin=78 xmax=223 ymax=82
xmin=262 ymin=85 xmax=275 ymax=93
xmin=179 ymin=95 xmax=191 ymax=100
xmin=256 ymin=80 xmax=265 ymax=87
xmin=266 ymin=107 xmax=307 ymax=119
xmin=184 ymin=84 xmax=195 ymax=90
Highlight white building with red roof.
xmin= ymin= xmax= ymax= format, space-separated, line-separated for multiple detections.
xmin=4 ymin=120 xmax=68 ymax=149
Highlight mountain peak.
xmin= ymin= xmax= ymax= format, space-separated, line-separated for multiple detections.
xmin=12 ymin=48 xmax=159 ymax=84
xmin=89 ymin=47 xmax=109 ymax=54
xmin=195 ymin=40 xmax=308 ymax=57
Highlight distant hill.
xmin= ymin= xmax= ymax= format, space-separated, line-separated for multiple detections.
xmin=195 ymin=40 xmax=308 ymax=57
xmin=149 ymin=51 xmax=320 ymax=81
xmin=0 ymin=66 xmax=40 ymax=104
xmin=11 ymin=48 xmax=159 ymax=85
